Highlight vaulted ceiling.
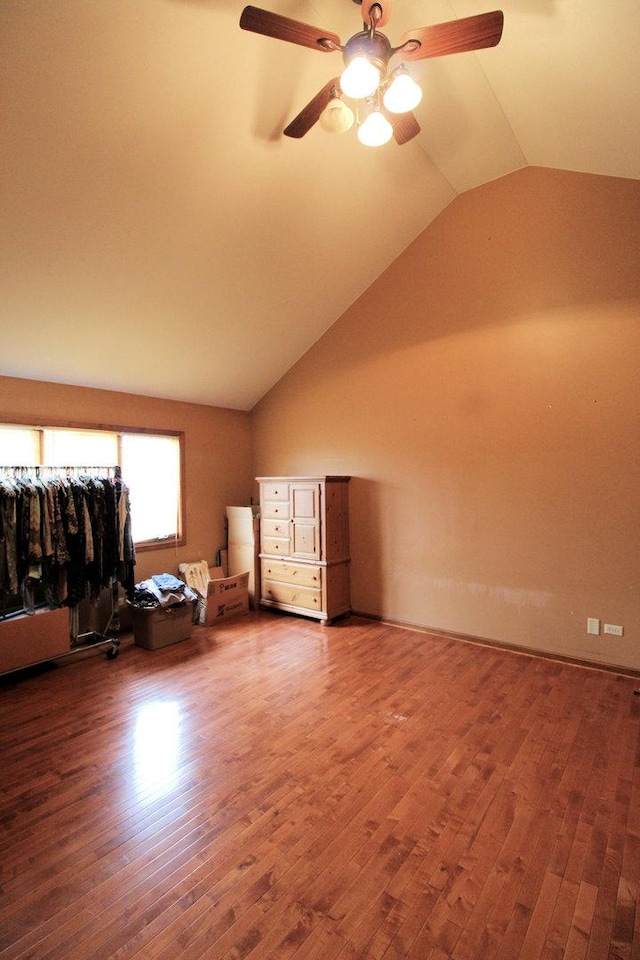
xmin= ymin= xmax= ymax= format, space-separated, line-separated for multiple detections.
xmin=1 ymin=0 xmax=638 ymax=410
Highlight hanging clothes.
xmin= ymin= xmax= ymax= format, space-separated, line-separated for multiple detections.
xmin=0 ymin=467 xmax=136 ymax=613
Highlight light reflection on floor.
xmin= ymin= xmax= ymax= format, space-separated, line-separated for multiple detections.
xmin=133 ymin=700 xmax=181 ymax=803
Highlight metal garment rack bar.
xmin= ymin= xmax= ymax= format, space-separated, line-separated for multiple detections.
xmin=1 ymin=464 xmax=121 ymax=478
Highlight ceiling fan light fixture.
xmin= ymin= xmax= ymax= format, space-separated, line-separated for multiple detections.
xmin=383 ymin=67 xmax=422 ymax=114
xmin=340 ymin=55 xmax=381 ymax=99
xmin=319 ymin=95 xmax=355 ymax=133
xmin=239 ymin=4 xmax=505 ymax=148
xmin=357 ymin=109 xmax=393 ymax=147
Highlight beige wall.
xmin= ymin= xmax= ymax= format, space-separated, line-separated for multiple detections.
xmin=252 ymin=168 xmax=640 ymax=671
xmin=0 ymin=376 xmax=253 ymax=582
xmin=2 ymin=168 xmax=638 ymax=672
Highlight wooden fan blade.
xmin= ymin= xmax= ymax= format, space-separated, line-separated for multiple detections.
xmin=240 ymin=6 xmax=341 ymax=52
xmin=399 ymin=10 xmax=504 ymax=62
xmin=390 ymin=111 xmax=420 ymax=145
xmin=284 ymin=78 xmax=341 ymax=138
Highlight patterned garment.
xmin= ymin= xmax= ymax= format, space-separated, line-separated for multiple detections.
xmin=0 ymin=470 xmax=136 ymax=612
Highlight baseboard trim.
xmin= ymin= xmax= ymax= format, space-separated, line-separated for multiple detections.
xmin=351 ymin=610 xmax=640 ymax=681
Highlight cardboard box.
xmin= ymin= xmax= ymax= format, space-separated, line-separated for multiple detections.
xmin=228 ymin=543 xmax=260 ymax=609
xmin=130 ymin=602 xmax=193 ymax=650
xmin=0 ymin=606 xmax=69 ymax=674
xmin=226 ymin=505 xmax=260 ymax=544
xmin=204 ymin=571 xmax=250 ymax=624
xmin=226 ymin=506 xmax=260 ymax=608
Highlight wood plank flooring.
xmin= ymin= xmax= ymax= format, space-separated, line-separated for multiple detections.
xmin=0 ymin=612 xmax=638 ymax=959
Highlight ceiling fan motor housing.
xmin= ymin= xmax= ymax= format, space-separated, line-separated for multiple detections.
xmin=342 ymin=30 xmax=392 ymax=74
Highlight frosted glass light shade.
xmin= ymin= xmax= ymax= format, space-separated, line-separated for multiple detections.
xmin=383 ymin=72 xmax=422 ymax=113
xmin=319 ymin=97 xmax=355 ymax=133
xmin=357 ymin=110 xmax=393 ymax=147
xmin=340 ymin=56 xmax=381 ymax=99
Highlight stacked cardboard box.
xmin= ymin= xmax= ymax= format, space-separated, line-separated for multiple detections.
xmin=226 ymin=505 xmax=260 ymax=609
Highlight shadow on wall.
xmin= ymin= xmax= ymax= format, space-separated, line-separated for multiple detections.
xmin=348 ymin=477 xmax=383 ymax=618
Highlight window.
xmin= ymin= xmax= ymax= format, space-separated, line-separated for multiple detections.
xmin=0 ymin=423 xmax=184 ymax=550
xmin=43 ymin=428 xmax=117 ymax=467
xmin=0 ymin=426 xmax=40 ymax=464
xmin=121 ymin=434 xmax=181 ymax=545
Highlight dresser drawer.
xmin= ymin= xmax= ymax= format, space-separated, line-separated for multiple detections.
xmin=261 ymin=482 xmax=289 ymax=502
xmin=261 ymin=559 xmax=321 ymax=588
xmin=261 ymin=518 xmax=290 ymax=539
xmin=261 ymin=536 xmax=290 ymax=557
xmin=261 ymin=580 xmax=321 ymax=613
xmin=261 ymin=501 xmax=290 ymax=521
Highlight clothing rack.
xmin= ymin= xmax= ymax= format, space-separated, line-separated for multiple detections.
xmin=0 ymin=465 xmax=135 ymax=672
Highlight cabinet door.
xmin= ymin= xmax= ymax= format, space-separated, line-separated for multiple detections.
xmin=290 ymin=483 xmax=320 ymax=560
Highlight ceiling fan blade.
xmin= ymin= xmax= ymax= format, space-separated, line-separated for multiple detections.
xmin=284 ymin=78 xmax=341 ymax=139
xmin=399 ymin=10 xmax=504 ymax=62
xmin=390 ymin=111 xmax=420 ymax=145
xmin=240 ymin=6 xmax=341 ymax=52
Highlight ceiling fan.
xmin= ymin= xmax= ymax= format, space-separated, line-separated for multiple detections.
xmin=239 ymin=1 xmax=504 ymax=147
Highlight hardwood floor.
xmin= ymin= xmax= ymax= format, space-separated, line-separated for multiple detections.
xmin=0 ymin=612 xmax=638 ymax=959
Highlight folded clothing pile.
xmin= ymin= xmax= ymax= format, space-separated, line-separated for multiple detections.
xmin=132 ymin=574 xmax=198 ymax=609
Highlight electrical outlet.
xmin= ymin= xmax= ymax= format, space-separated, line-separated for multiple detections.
xmin=587 ymin=618 xmax=600 ymax=635
xmin=604 ymin=623 xmax=624 ymax=637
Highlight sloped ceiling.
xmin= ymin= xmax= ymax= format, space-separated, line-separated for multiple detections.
xmin=1 ymin=0 xmax=638 ymax=411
